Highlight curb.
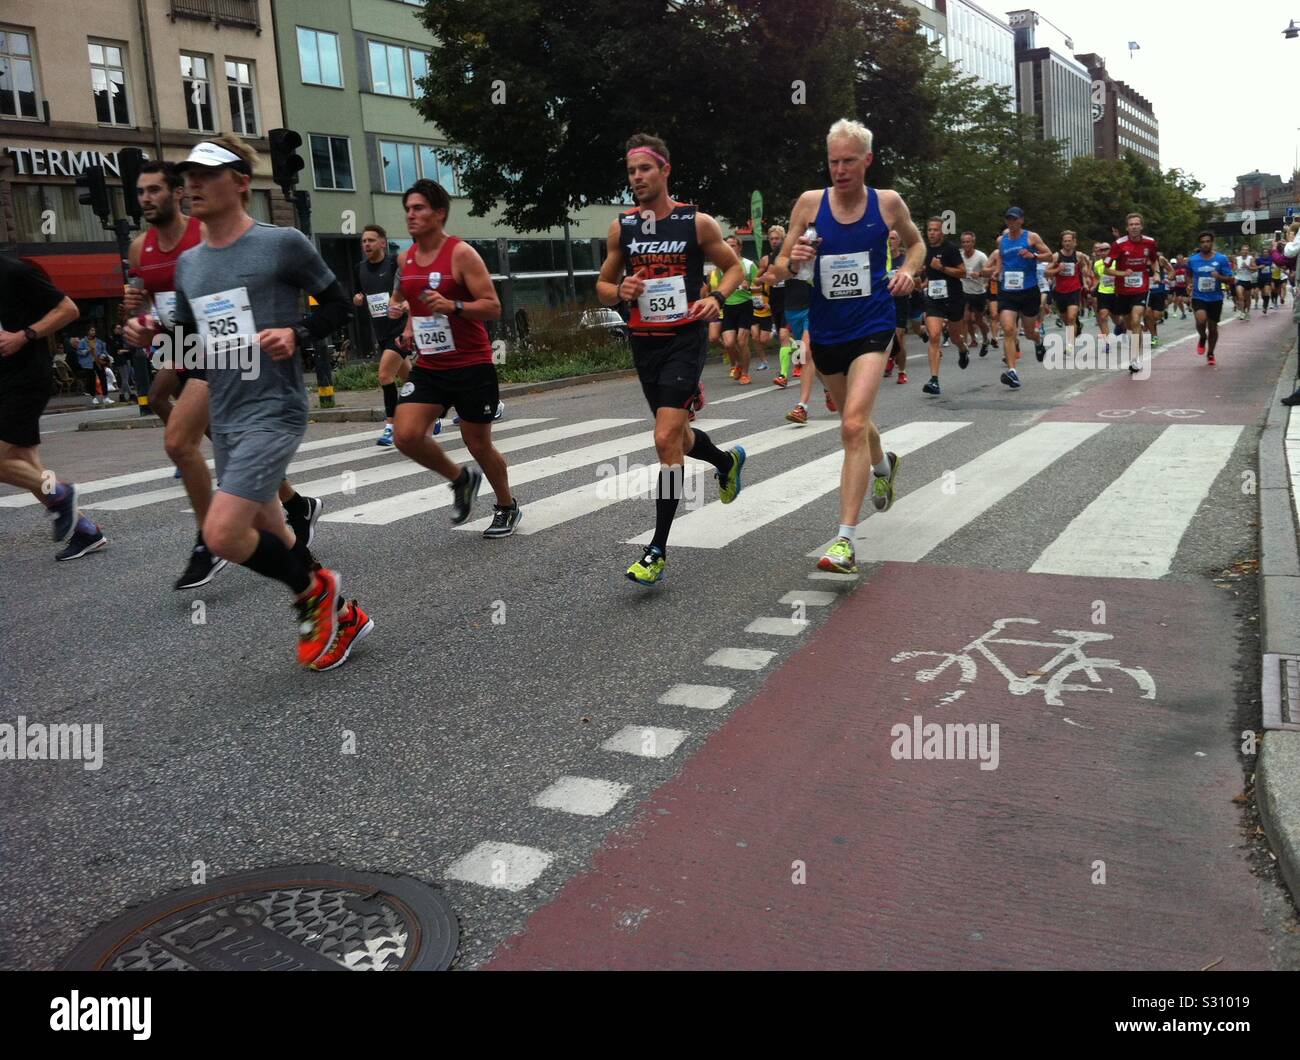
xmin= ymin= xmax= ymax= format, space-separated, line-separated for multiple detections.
xmin=76 ymin=367 xmax=641 ymax=429
xmin=1256 ymin=333 xmax=1300 ymax=912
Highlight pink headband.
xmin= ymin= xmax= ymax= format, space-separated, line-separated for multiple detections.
xmin=627 ymin=147 xmax=668 ymax=167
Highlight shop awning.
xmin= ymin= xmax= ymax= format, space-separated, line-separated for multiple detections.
xmin=22 ymin=252 xmax=125 ymax=300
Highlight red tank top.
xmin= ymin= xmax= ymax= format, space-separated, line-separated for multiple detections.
xmin=398 ymin=236 xmax=493 ymax=370
xmin=137 ymin=216 xmax=202 ymax=296
xmin=1054 ymin=250 xmax=1082 ymax=294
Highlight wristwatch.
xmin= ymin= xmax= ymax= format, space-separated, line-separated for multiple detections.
xmin=710 ymin=291 xmax=726 ymax=309
xmin=453 ymin=300 xmax=464 ymax=316
xmin=22 ymin=327 xmax=39 ymax=343
xmin=291 ymin=323 xmax=312 ymax=349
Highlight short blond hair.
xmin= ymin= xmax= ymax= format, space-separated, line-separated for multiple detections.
xmin=827 ymin=119 xmax=873 ymax=156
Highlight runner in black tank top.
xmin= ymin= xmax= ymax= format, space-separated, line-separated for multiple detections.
xmin=596 ymin=133 xmax=747 ymax=587
xmin=354 ymin=224 xmax=410 ymax=446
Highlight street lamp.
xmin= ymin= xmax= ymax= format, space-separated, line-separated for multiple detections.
xmin=1286 ymin=19 xmax=1300 ymax=39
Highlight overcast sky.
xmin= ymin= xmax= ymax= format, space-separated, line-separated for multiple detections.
xmin=1003 ymin=0 xmax=1299 ymax=199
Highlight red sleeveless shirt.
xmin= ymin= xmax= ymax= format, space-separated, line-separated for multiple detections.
xmin=138 ymin=215 xmax=202 ymax=297
xmin=398 ymin=236 xmax=493 ymax=370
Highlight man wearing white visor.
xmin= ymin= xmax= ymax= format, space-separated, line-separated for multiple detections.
xmin=125 ymin=137 xmax=371 ymax=671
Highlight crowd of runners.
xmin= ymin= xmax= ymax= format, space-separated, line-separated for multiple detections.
xmin=2 ymin=121 xmax=1296 ymax=672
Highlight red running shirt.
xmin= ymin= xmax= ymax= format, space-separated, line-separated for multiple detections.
xmin=1105 ymin=235 xmax=1158 ymax=296
xmin=398 ymin=237 xmax=493 ymax=370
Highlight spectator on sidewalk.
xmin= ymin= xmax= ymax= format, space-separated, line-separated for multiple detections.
xmin=76 ymin=326 xmax=112 ymax=406
xmin=1283 ymin=225 xmax=1300 ymax=406
xmin=109 ymin=322 xmax=134 ymax=400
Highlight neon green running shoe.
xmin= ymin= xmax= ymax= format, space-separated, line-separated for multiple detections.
xmin=717 ymin=445 xmax=746 ymax=504
xmin=626 ymin=546 xmax=666 ymax=586
xmin=871 ymin=451 xmax=900 ymax=512
xmin=817 ymin=536 xmax=858 ymax=574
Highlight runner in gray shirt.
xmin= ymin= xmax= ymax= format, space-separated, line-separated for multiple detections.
xmin=125 ymin=137 xmax=370 ymax=671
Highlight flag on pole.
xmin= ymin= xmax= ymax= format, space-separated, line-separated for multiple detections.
xmin=1128 ymin=41 xmax=1140 ymax=58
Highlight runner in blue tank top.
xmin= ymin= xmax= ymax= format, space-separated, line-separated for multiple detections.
xmin=984 ymin=206 xmax=1051 ymax=390
xmin=768 ymin=118 xmax=925 ymax=576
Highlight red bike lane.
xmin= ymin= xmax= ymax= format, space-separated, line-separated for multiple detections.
xmin=1043 ymin=311 xmax=1289 ymax=425
xmin=486 ymin=567 xmax=1269 ymax=970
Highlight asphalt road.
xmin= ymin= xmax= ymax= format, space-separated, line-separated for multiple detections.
xmin=3 ymin=306 xmax=1298 ymax=970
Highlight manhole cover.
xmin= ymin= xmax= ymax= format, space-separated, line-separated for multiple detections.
xmin=61 ymin=866 xmax=458 ymax=971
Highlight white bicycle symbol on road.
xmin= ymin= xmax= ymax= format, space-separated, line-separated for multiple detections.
xmin=1096 ymin=406 xmax=1205 ymax=419
xmin=892 ymin=618 xmax=1157 ymax=708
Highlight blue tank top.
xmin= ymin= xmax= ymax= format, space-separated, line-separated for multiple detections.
xmin=809 ymin=187 xmax=893 ymax=343
xmin=1000 ymin=230 xmax=1037 ymax=291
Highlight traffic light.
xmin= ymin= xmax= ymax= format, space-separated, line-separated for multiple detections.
xmin=76 ymin=165 xmax=112 ymax=222
xmin=268 ymin=128 xmax=305 ymax=197
xmin=118 ymin=148 xmax=147 ymax=224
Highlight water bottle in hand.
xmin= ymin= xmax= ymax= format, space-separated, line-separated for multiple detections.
xmin=795 ymin=225 xmax=820 ymax=283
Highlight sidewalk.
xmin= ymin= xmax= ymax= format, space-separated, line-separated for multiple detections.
xmin=1257 ymin=327 xmax=1300 ymax=907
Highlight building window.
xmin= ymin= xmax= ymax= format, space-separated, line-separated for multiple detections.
xmin=310 ymin=133 xmax=354 ymax=191
xmin=225 ymin=59 xmax=258 ymax=135
xmin=297 ymin=27 xmax=342 ymax=88
xmin=379 ymin=139 xmax=419 ymax=192
xmin=0 ymin=27 xmax=40 ymax=120
xmin=418 ymin=144 xmax=460 ymax=195
xmin=181 ymin=53 xmax=215 ymax=133
xmin=369 ymin=41 xmax=409 ymax=97
xmin=89 ymin=39 xmax=130 ymax=125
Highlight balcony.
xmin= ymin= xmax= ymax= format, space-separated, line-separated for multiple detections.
xmin=169 ymin=0 xmax=262 ymax=33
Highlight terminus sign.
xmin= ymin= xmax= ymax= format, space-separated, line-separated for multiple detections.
xmin=5 ymin=146 xmax=148 ymax=177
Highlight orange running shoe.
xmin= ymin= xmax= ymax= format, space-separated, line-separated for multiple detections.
xmin=739 ymin=374 xmax=752 ymax=385
xmin=785 ymin=404 xmax=809 ymax=425
xmin=772 ymin=374 xmax=788 ymax=387
xmin=295 ymin=568 xmax=341 ymax=667
xmin=897 ymin=370 xmax=909 ymax=384
xmin=824 ymin=390 xmax=837 ymax=412
xmin=729 ymin=365 xmax=741 ymax=380
xmin=310 ymin=599 xmax=374 ymax=671
xmin=793 ymin=364 xmax=802 ymax=378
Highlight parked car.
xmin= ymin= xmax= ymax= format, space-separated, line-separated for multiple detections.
xmin=579 ymin=307 xmax=630 ymax=342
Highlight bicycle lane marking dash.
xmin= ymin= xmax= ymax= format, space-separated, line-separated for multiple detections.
xmin=483 ymin=563 xmax=1268 ymax=970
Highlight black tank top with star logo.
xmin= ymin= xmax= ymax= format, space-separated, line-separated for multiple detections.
xmin=618 ymin=202 xmax=705 ymax=334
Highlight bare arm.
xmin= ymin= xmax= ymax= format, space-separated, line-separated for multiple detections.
xmin=768 ymin=189 xmax=823 ymax=283
xmin=685 ymin=212 xmax=742 ymax=322
xmin=596 ymin=219 xmax=629 ymax=307
xmin=122 ymin=233 xmax=149 ymax=313
xmin=452 ymin=243 xmax=501 ymax=321
xmin=880 ymin=190 xmax=924 ymax=294
xmin=0 ymin=295 xmax=79 ymax=358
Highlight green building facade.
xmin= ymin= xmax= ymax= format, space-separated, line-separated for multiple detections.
xmin=269 ymin=0 xmax=624 ymax=335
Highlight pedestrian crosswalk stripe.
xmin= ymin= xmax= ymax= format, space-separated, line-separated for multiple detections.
xmin=635 ymin=420 xmax=968 ymax=550
xmin=1029 ymin=423 xmax=1242 ymax=579
xmin=821 ymin=421 xmax=1108 ymax=564
xmin=322 ymin=419 xmax=694 ymax=526
xmin=0 ymin=419 xmax=553 ymax=509
xmin=281 ymin=419 xmax=639 ymax=507
xmin=473 ymin=419 xmax=820 ymax=535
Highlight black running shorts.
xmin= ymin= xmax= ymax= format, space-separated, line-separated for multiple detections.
xmin=810 ymin=329 xmax=894 ymax=376
xmin=399 ymin=363 xmax=500 ymax=422
xmin=0 ymin=361 xmax=51 ymax=448
xmin=924 ymin=296 xmax=964 ymax=323
xmin=1191 ymin=299 xmax=1224 ymax=323
xmin=631 ymin=323 xmax=707 ymax=412
xmin=998 ymin=288 xmax=1040 ymax=317
xmin=720 ymin=300 xmax=753 ymax=333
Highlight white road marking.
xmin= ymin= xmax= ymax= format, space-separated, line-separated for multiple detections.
xmin=600 ymin=725 xmax=689 ymax=758
xmin=1030 ymin=423 xmax=1243 ymax=578
xmin=444 ymin=841 xmax=553 ymax=892
xmin=640 ymin=420 xmax=969 ymax=549
xmin=658 ymin=684 xmax=735 ymax=710
xmin=704 ymin=647 xmax=776 ymax=670
xmin=745 ymin=617 xmax=808 ymax=636
xmin=531 ymin=776 xmax=631 ymax=817
xmin=816 ymin=421 xmax=1108 ymax=562
xmin=780 ymin=590 xmax=836 ymax=606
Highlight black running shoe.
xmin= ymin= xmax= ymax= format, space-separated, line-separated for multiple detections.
xmin=483 ymin=501 xmax=523 ymax=539
xmin=56 ymin=528 xmax=107 ymax=561
xmin=958 ymin=349 xmax=970 ymax=370
xmin=979 ymin=342 xmax=988 ymax=357
xmin=286 ymin=495 xmax=323 ymax=550
xmin=174 ymin=545 xmax=228 ymax=590
xmin=450 ymin=468 xmax=483 ymax=524
xmin=49 ymin=483 xmax=79 ymax=543
xmin=1035 ymin=342 xmax=1046 ymax=362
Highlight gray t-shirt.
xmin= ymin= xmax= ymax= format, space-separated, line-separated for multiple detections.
xmin=172 ymin=223 xmax=335 ymax=434
xmin=961 ymin=249 xmax=988 ymax=294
